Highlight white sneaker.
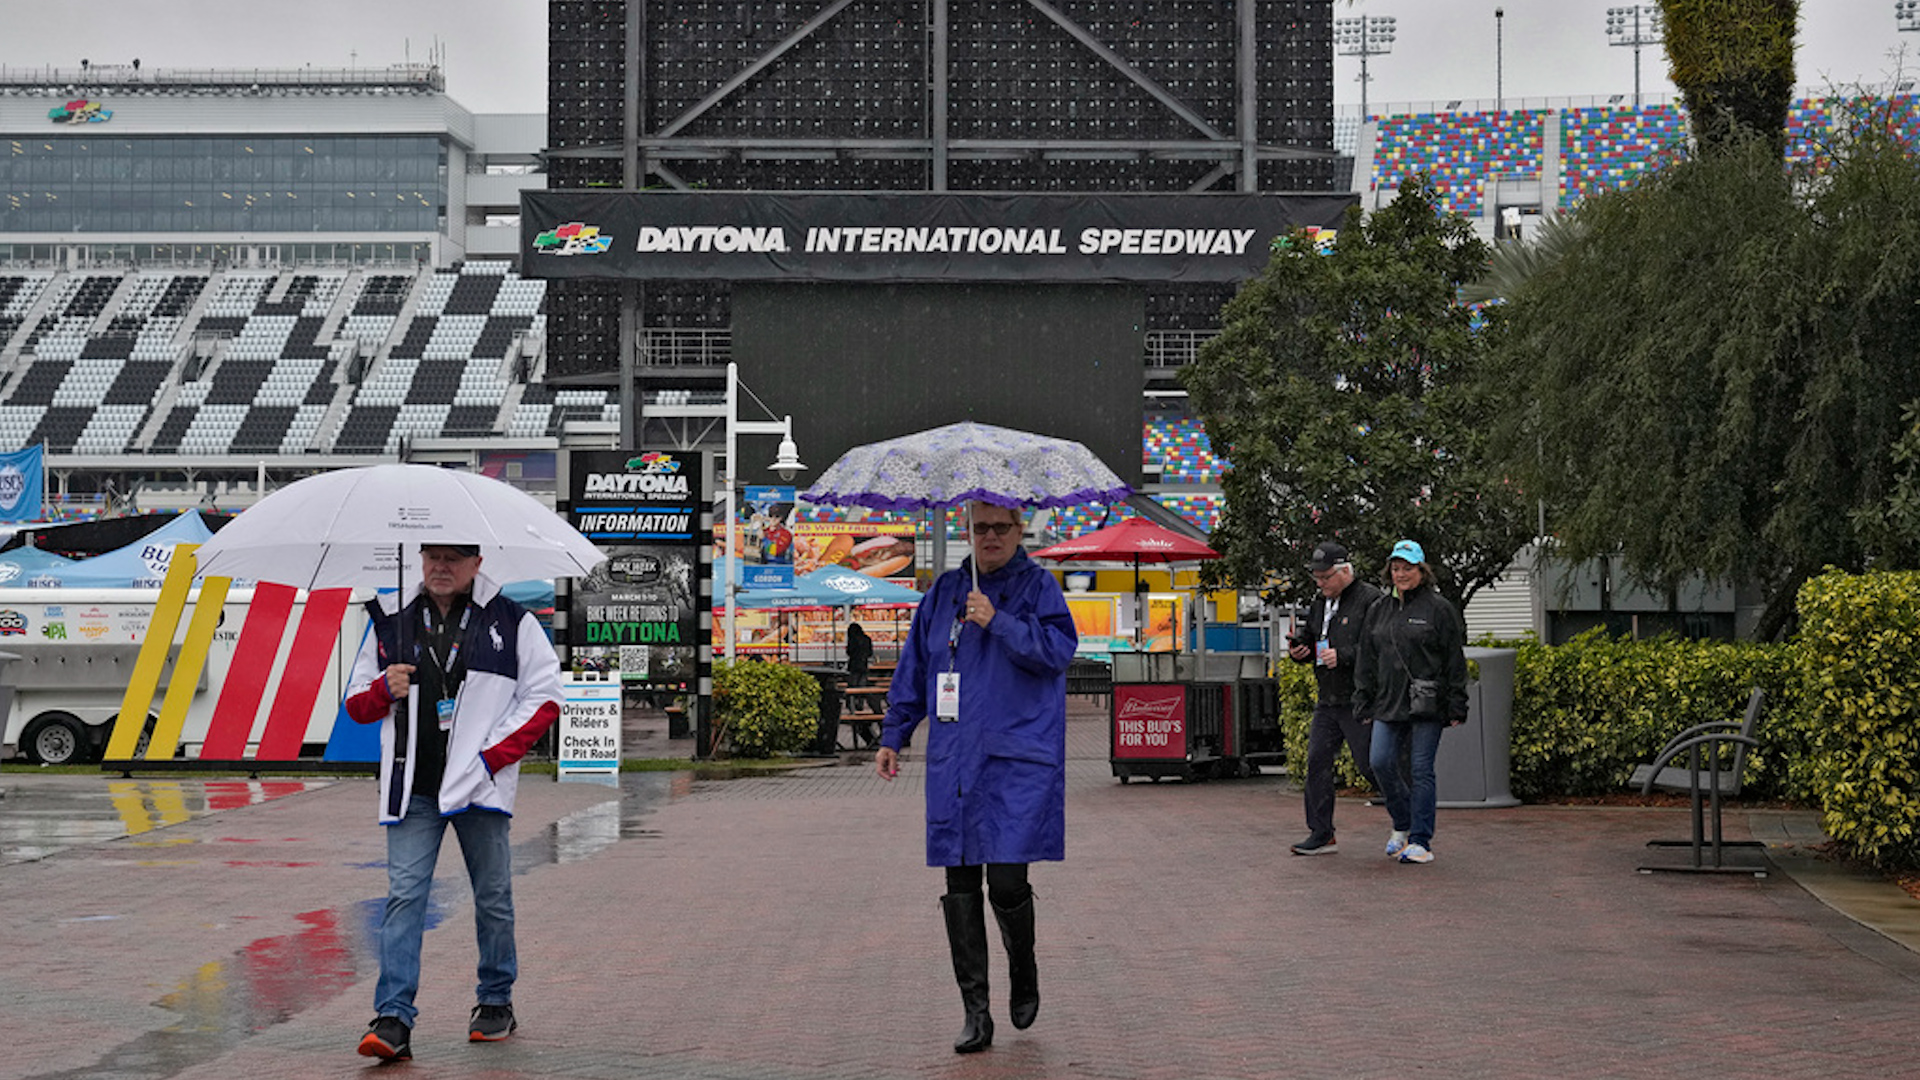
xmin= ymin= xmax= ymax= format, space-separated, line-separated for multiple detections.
xmin=1399 ymin=843 xmax=1434 ymax=864
xmin=1385 ymin=831 xmax=1410 ymax=858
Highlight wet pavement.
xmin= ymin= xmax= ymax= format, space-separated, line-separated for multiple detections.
xmin=3 ymin=702 xmax=1919 ymax=1080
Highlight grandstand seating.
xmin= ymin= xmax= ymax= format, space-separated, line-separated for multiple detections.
xmin=1375 ymin=93 xmax=1920 ymax=209
xmin=1143 ymin=416 xmax=1224 ymax=484
xmin=0 ymin=260 xmax=599 ymax=457
xmin=1559 ymin=104 xmax=1687 ymax=203
xmin=1372 ymin=110 xmax=1546 ymax=215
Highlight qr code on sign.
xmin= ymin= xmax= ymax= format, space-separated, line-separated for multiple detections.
xmin=620 ymin=646 xmax=649 ymax=678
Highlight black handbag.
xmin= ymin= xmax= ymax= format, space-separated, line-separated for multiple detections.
xmin=1408 ymin=678 xmax=1442 ymax=720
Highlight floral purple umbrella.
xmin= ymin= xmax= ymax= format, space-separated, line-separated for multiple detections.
xmin=802 ymin=421 xmax=1131 ymax=587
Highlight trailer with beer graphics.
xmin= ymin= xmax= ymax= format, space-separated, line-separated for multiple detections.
xmin=0 ymin=588 xmax=365 ymax=765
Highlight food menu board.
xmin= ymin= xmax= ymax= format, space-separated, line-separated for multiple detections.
xmin=791 ymin=521 xmax=916 ymax=581
xmin=711 ymin=606 xmax=911 ymax=657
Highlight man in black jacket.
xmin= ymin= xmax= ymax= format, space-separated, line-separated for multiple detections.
xmin=1285 ymin=542 xmax=1383 ymax=856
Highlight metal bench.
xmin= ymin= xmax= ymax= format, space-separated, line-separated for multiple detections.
xmin=1631 ymin=687 xmax=1768 ymax=877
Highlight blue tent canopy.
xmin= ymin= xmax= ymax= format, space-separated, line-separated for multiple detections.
xmin=44 ymin=511 xmax=214 ymax=588
xmin=734 ymin=574 xmax=847 ymax=609
xmin=801 ymin=568 xmax=922 ymax=606
xmin=0 ymin=545 xmax=79 ymax=587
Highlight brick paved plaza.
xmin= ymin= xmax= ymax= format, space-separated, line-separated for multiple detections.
xmin=4 ymin=700 xmax=1919 ymax=1080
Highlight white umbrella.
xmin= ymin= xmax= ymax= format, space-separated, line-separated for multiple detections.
xmin=193 ymin=463 xmax=605 ymax=591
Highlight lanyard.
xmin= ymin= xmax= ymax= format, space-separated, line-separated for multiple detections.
xmin=947 ymin=614 xmax=965 ymax=673
xmin=418 ymin=601 xmax=472 ymax=688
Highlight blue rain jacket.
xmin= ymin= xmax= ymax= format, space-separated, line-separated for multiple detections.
xmin=882 ymin=548 xmax=1078 ymax=867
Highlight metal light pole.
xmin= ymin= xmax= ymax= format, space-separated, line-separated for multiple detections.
xmin=1900 ymin=0 xmax=1920 ymax=32
xmin=1605 ymin=5 xmax=1666 ymax=108
xmin=1334 ymin=14 xmax=1396 ymax=120
xmin=721 ymin=360 xmax=804 ymax=662
xmin=1495 ymin=7 xmax=1505 ymax=113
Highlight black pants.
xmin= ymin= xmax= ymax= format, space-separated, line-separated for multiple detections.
xmin=1303 ymin=701 xmax=1378 ymax=838
xmin=945 ymin=863 xmax=1032 ymax=908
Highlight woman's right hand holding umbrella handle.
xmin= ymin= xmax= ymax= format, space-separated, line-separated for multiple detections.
xmin=874 ymin=746 xmax=899 ymax=780
xmin=384 ymin=664 xmax=415 ymax=700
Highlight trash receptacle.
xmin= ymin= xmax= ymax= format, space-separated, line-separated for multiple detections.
xmin=1435 ymin=646 xmax=1520 ymax=808
xmin=812 ymin=674 xmax=842 ymax=756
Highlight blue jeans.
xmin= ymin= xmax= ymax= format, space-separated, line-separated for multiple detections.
xmin=1369 ymin=720 xmax=1445 ymax=848
xmin=374 ymin=795 xmax=517 ymax=1025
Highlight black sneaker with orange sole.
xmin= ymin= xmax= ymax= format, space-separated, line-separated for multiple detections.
xmin=357 ymin=1015 xmax=412 ymax=1060
xmin=469 ymin=1003 xmax=517 ymax=1042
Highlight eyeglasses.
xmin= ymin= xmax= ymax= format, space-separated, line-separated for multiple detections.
xmin=971 ymin=522 xmax=1018 ymax=537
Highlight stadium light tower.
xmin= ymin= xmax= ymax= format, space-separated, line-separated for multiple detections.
xmin=1496 ymin=7 xmax=1506 ymax=113
xmin=1899 ymin=0 xmax=1920 ymax=33
xmin=1605 ymin=5 xmax=1666 ymax=108
xmin=1334 ymin=14 xmax=1396 ymax=120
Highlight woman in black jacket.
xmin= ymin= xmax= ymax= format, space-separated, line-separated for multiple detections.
xmin=1353 ymin=540 xmax=1469 ymax=865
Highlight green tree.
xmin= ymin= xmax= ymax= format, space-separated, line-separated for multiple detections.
xmin=1487 ymin=114 xmax=1920 ymax=639
xmin=1181 ymin=176 xmax=1533 ymax=608
xmin=1660 ymin=0 xmax=1799 ymax=153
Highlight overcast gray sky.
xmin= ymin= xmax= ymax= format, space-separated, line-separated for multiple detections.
xmin=1 ymin=0 xmax=1910 ymax=115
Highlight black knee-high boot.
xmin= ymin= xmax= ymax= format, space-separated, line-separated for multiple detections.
xmin=941 ymin=893 xmax=994 ymax=1053
xmin=992 ymin=894 xmax=1039 ymax=1030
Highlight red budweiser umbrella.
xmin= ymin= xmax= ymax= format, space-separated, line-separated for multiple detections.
xmin=1034 ymin=517 xmax=1219 ymax=648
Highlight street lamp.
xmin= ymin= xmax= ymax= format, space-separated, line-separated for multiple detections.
xmin=1334 ymin=14 xmax=1396 ymax=121
xmin=1899 ymin=0 xmax=1920 ymax=32
xmin=1605 ymin=5 xmax=1665 ymax=109
xmin=722 ymin=360 xmax=804 ymax=661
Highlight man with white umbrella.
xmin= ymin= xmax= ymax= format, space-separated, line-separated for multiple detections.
xmin=347 ymin=542 xmax=563 ymax=1061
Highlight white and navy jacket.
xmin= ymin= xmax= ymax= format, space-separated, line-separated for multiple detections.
xmin=345 ymin=574 xmax=563 ymax=824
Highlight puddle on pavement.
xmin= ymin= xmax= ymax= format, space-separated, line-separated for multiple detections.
xmin=525 ymin=770 xmax=676 ymax=867
xmin=29 ymin=907 xmax=369 ymax=1080
xmin=23 ymin=770 xmax=679 ymax=1078
xmin=0 ymin=779 xmax=327 ymax=865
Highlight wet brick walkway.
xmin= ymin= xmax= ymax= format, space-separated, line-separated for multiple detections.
xmin=4 ymin=700 xmax=1919 ymax=1079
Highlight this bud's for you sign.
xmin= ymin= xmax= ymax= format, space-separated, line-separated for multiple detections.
xmin=1111 ymin=685 xmax=1186 ymax=760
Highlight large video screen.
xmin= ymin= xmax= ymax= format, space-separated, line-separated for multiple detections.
xmin=732 ymin=282 xmax=1145 ymax=499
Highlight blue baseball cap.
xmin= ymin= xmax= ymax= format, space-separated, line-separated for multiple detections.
xmin=1389 ymin=539 xmax=1425 ymax=565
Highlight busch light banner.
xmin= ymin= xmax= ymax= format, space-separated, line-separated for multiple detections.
xmin=0 ymin=445 xmax=45 ymax=523
xmin=521 ymin=191 xmax=1355 ymax=283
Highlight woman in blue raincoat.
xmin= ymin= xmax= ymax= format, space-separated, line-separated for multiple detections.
xmin=875 ymin=500 xmax=1078 ymax=1055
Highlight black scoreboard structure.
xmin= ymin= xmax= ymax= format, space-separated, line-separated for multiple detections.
xmin=534 ymin=0 xmax=1353 ymax=486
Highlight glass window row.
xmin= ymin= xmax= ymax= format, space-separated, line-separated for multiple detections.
xmin=0 ymin=207 xmax=439 ymax=232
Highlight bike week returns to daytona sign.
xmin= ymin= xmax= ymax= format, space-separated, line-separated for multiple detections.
xmin=567 ymin=450 xmax=702 ymax=687
xmin=520 ymin=191 xmax=1355 ymax=283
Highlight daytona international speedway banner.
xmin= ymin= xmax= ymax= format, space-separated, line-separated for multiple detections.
xmin=521 ymin=191 xmax=1354 ymax=283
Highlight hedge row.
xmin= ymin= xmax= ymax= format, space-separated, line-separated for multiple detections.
xmin=1269 ymin=568 xmax=1920 ymax=870
xmin=1273 ymin=637 xmax=1800 ymax=801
